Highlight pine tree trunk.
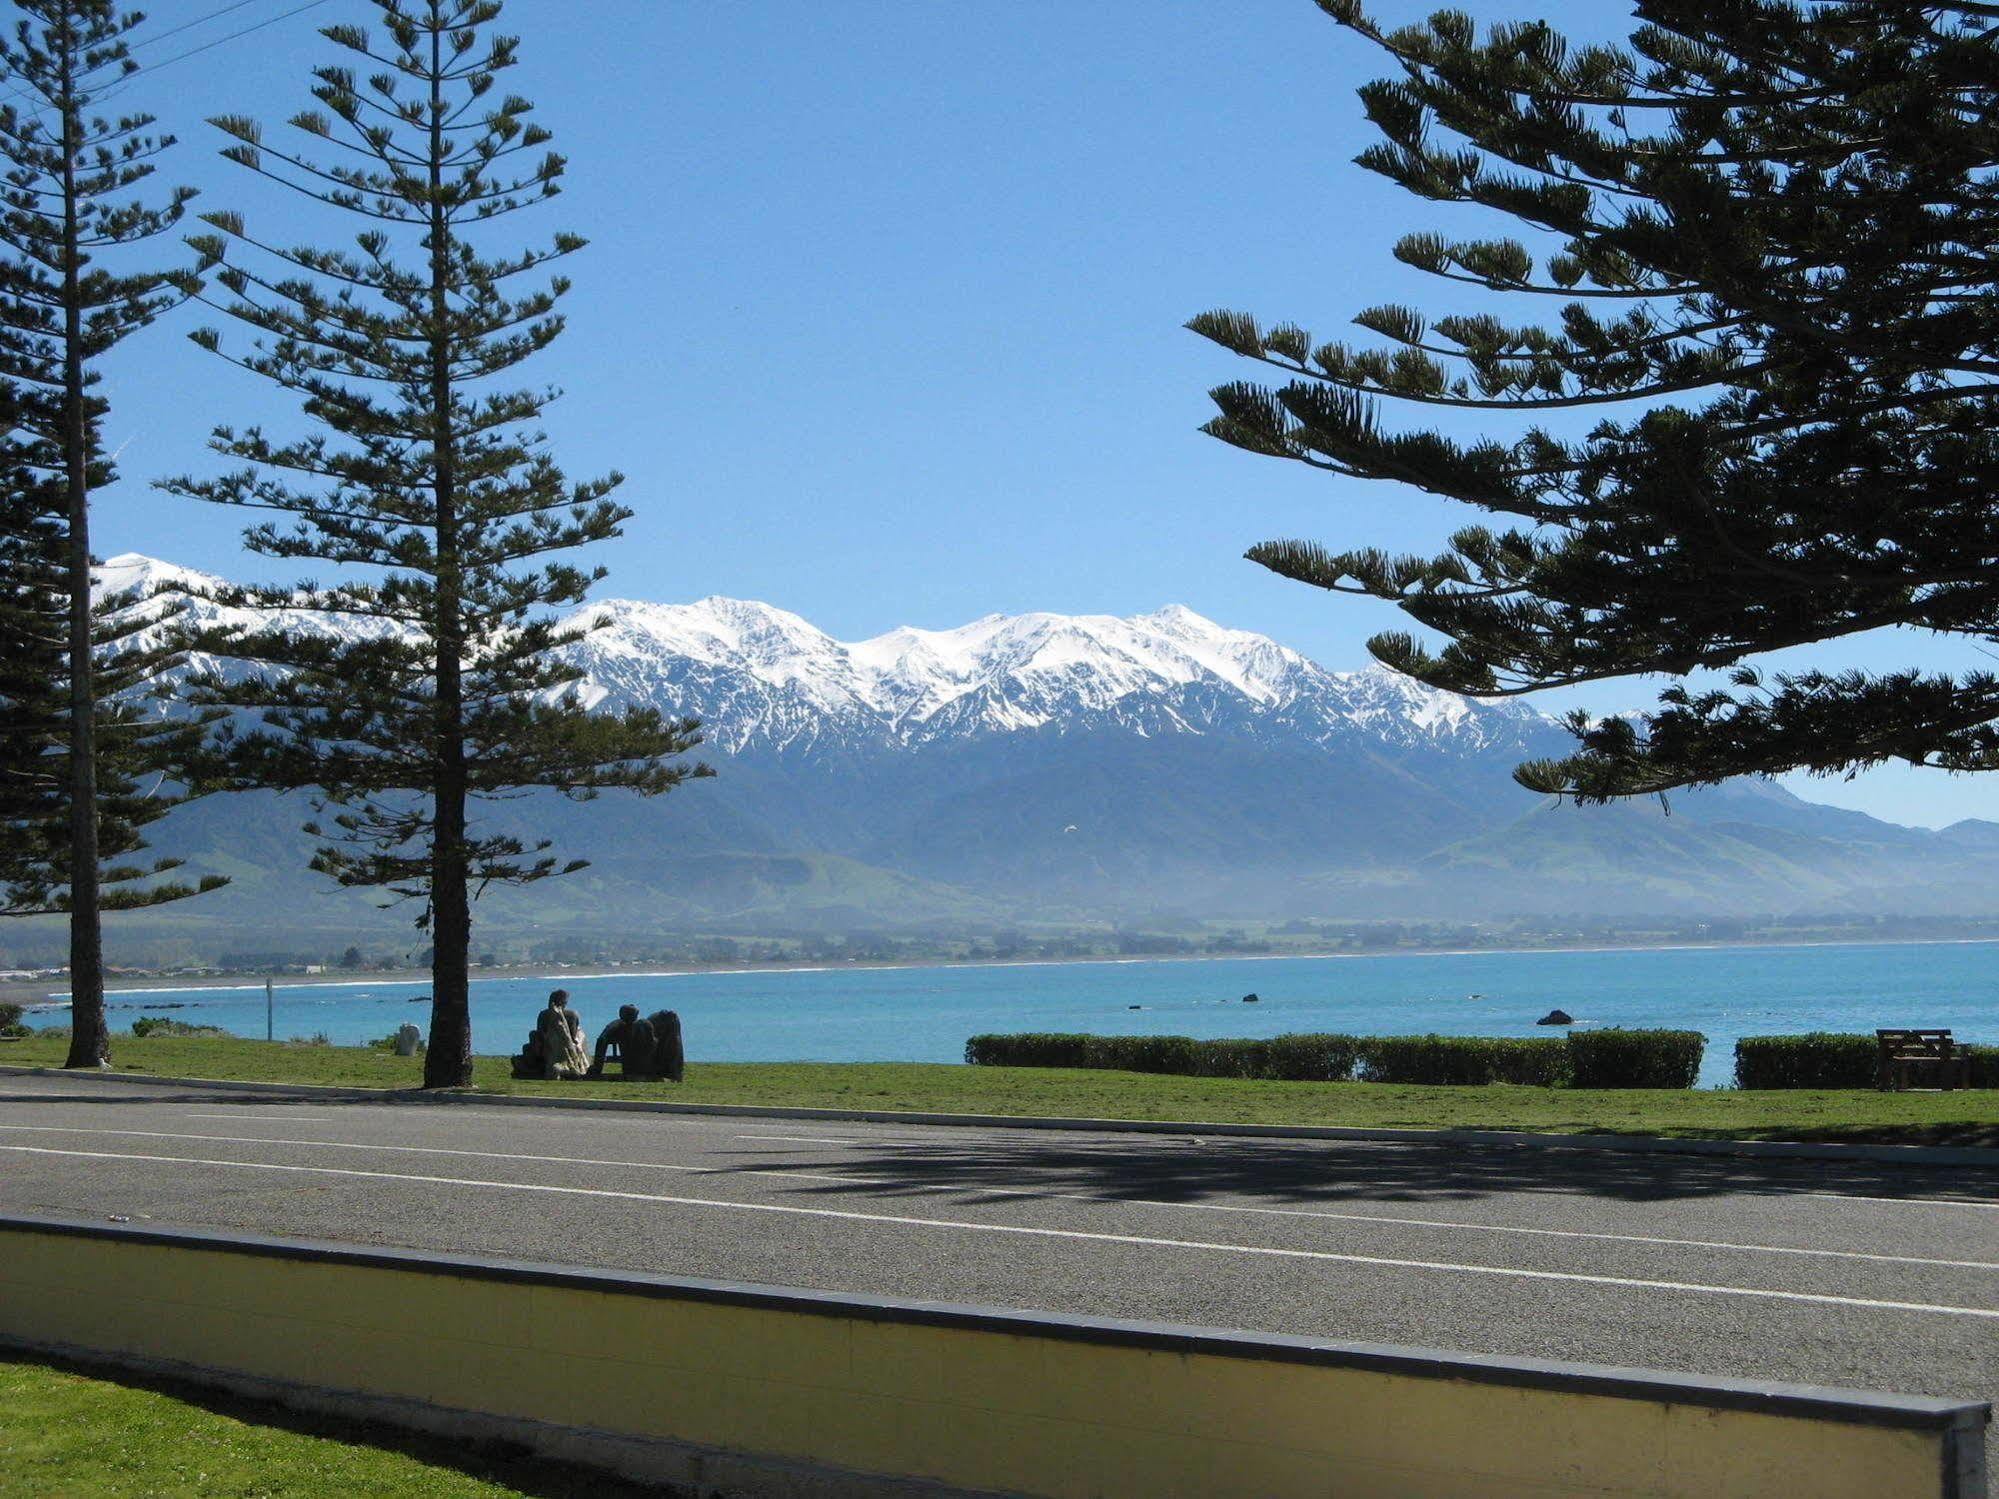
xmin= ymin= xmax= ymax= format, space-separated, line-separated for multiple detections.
xmin=419 ymin=10 xmax=473 ymax=1089
xmin=56 ymin=32 xmax=105 ymax=1072
xmin=424 ymin=787 xmax=472 ymax=1086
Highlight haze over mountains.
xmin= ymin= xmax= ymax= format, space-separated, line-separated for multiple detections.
xmin=45 ymin=554 xmax=1999 ymax=960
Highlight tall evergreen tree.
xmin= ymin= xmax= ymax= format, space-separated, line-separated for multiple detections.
xmin=0 ymin=1 xmax=219 ymax=1068
xmin=1192 ymin=1 xmax=1999 ymax=801
xmin=165 ymin=0 xmax=708 ymax=1087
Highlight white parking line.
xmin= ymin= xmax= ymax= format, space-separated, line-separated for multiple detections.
xmin=2 ymin=1123 xmax=1993 ymax=1273
xmin=6 ymin=1142 xmax=1998 ymax=1321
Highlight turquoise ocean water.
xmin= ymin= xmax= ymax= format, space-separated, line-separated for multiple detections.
xmin=37 ymin=940 xmax=1999 ymax=1088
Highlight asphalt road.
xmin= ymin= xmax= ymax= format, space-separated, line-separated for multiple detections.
xmin=3 ymin=1074 xmax=1995 ymax=1472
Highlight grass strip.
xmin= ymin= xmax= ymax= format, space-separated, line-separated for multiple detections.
xmin=0 ymin=1351 xmax=657 ymax=1498
xmin=3 ymin=1032 xmax=1995 ymax=1146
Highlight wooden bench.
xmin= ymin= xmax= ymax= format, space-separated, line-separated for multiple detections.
xmin=1874 ymin=1028 xmax=1970 ymax=1091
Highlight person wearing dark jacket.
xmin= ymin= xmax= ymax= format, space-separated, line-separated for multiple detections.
xmin=590 ymin=1004 xmax=656 ymax=1076
xmin=589 ymin=1003 xmax=685 ymax=1081
xmin=650 ymin=1008 xmax=685 ymax=1082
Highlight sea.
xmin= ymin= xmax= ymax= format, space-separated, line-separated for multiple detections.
xmin=30 ymin=939 xmax=1999 ymax=1088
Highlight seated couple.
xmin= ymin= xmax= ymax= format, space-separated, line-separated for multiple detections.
xmin=590 ymin=1003 xmax=685 ymax=1082
xmin=510 ymin=990 xmax=684 ymax=1082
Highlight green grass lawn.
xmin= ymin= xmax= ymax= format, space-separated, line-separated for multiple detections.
xmin=7 ymin=1030 xmax=1997 ymax=1144
xmin=0 ymin=1353 xmax=655 ymax=1498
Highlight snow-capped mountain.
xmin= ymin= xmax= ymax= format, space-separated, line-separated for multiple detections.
xmin=94 ymin=552 xmax=406 ymax=683
xmin=570 ymin=591 xmax=1546 ymax=757
xmin=68 ymin=553 xmax=1991 ymax=951
xmin=93 ymin=554 xmax=1545 ymax=760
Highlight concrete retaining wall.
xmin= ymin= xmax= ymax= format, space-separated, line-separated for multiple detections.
xmin=0 ymin=1215 xmax=1984 ymax=1498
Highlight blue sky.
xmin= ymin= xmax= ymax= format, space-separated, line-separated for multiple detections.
xmin=78 ymin=0 xmax=1992 ymax=828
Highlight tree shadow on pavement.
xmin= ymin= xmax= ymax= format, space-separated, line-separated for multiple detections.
xmin=722 ymin=1132 xmax=1999 ymax=1209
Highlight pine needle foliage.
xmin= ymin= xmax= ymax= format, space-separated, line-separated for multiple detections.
xmin=163 ymin=0 xmax=709 ymax=1088
xmin=0 ymin=563 xmax=225 ymax=921
xmin=1190 ymin=1 xmax=1999 ymax=802
xmin=0 ymin=0 xmax=217 ymax=1070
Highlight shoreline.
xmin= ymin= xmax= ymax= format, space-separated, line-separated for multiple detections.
xmin=14 ymin=930 xmax=1999 ymax=1008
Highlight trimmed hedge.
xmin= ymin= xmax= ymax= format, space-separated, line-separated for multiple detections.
xmin=963 ymin=1033 xmax=1094 ymax=1068
xmin=1734 ymin=1033 xmax=1874 ymax=1089
xmin=965 ymin=1029 xmax=1704 ymax=1088
xmin=1353 ymin=1035 xmax=1567 ymax=1086
xmin=1736 ymin=1033 xmax=1999 ymax=1089
xmin=1200 ymin=1034 xmax=1363 ymax=1081
xmin=1567 ymin=1028 xmax=1705 ymax=1089
xmin=961 ymin=1032 xmax=1350 ymax=1079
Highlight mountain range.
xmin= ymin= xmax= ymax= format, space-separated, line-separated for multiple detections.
xmin=28 ymin=554 xmax=1999 ymax=962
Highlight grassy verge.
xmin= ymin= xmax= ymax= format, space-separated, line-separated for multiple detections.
xmin=4 ymin=1031 xmax=1996 ymax=1145
xmin=0 ymin=1352 xmax=655 ymax=1498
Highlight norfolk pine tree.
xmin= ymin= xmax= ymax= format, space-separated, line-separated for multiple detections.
xmin=164 ymin=0 xmax=708 ymax=1087
xmin=1192 ymin=2 xmax=1999 ymax=801
xmin=0 ymin=1 xmax=221 ymax=1069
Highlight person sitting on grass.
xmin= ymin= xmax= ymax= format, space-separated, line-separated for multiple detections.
xmin=591 ymin=1003 xmax=659 ymax=1078
xmin=509 ymin=1027 xmax=544 ymax=1080
xmin=535 ymin=990 xmax=590 ymax=1079
xmin=586 ymin=1006 xmax=687 ymax=1082
xmin=652 ymin=1008 xmax=685 ymax=1083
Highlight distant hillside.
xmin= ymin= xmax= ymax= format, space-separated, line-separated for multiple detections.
xmin=11 ymin=554 xmax=1992 ymax=964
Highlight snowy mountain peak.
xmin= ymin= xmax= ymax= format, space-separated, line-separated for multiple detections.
xmin=95 ymin=552 xmax=222 ymax=598
xmin=565 ymin=592 xmax=1542 ymax=755
xmin=587 ymin=596 xmax=838 ymax=666
xmin=95 ymin=555 xmax=1548 ymax=758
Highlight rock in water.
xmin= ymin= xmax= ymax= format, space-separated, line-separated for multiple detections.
xmin=1241 ymin=993 xmax=1260 ymax=1003
xmin=1535 ymin=1009 xmax=1574 ymax=1026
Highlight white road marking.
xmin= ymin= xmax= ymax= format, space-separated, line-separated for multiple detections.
xmin=1056 ymin=1192 xmax=1999 ymax=1271
xmin=734 ymin=1133 xmax=925 ymax=1147
xmin=2 ymin=1123 xmax=1994 ymax=1273
xmin=6 ymin=1142 xmax=1998 ymax=1321
xmin=1799 ymin=1191 xmax=1999 ymax=1211
xmin=732 ymin=1133 xmax=862 ymax=1144
xmin=185 ymin=1114 xmax=333 ymax=1122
